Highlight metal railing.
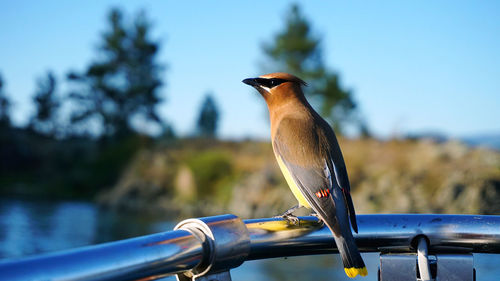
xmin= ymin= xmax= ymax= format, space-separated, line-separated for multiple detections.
xmin=0 ymin=214 xmax=499 ymax=280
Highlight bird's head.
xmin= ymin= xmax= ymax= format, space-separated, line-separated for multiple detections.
xmin=242 ymin=72 xmax=307 ymax=103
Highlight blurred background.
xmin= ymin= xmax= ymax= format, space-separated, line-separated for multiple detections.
xmin=0 ymin=1 xmax=499 ymax=280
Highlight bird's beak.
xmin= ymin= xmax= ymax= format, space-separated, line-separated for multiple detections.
xmin=242 ymin=78 xmax=259 ymax=87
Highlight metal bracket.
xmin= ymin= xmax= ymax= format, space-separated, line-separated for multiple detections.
xmin=379 ymin=254 xmax=418 ymax=281
xmin=435 ymin=254 xmax=475 ymax=281
xmin=174 ymin=214 xmax=250 ymax=281
xmin=379 ymin=236 xmax=475 ymax=281
xmin=417 ymin=237 xmax=432 ymax=281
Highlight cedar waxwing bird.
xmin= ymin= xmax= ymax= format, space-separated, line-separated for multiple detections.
xmin=242 ymin=72 xmax=367 ymax=278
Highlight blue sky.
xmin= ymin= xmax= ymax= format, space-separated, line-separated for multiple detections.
xmin=1 ymin=0 xmax=499 ymax=139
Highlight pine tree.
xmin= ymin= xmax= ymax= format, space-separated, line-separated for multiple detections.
xmin=196 ymin=94 xmax=219 ymax=138
xmin=262 ymin=4 xmax=363 ymax=134
xmin=0 ymin=73 xmax=11 ymax=129
xmin=30 ymin=71 xmax=59 ymax=136
xmin=68 ymin=8 xmax=164 ymax=138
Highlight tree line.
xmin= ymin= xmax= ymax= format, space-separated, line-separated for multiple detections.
xmin=0 ymin=4 xmax=368 ymax=141
xmin=0 ymin=9 xmax=220 ymax=140
xmin=0 ymin=4 xmax=367 ymax=199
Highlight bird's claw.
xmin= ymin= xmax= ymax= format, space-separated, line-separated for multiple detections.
xmin=282 ymin=214 xmax=300 ymax=225
xmin=272 ymin=214 xmax=300 ymax=225
xmin=273 ymin=205 xmax=301 ymax=225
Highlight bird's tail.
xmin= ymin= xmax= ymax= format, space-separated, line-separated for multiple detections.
xmin=332 ymin=233 xmax=367 ymax=278
xmin=315 ymin=187 xmax=367 ymax=277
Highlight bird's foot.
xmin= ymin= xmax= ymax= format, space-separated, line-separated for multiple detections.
xmin=273 ymin=205 xmax=302 ymax=225
xmin=282 ymin=214 xmax=300 ymax=225
xmin=273 ymin=213 xmax=300 ymax=225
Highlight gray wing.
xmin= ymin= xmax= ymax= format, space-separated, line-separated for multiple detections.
xmin=273 ymin=125 xmax=348 ymax=236
xmin=321 ymin=119 xmax=358 ymax=233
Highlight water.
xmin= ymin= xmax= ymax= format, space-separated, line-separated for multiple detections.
xmin=0 ymin=198 xmax=498 ymax=280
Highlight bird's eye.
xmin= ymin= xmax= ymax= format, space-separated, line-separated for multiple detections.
xmin=254 ymin=78 xmax=287 ymax=89
xmin=269 ymin=79 xmax=286 ymax=88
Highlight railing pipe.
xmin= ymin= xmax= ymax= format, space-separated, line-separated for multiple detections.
xmin=246 ymin=214 xmax=500 ymax=260
xmin=0 ymin=214 xmax=499 ymax=280
xmin=0 ymin=229 xmax=204 ymax=281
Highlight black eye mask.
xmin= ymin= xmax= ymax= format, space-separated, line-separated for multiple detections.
xmin=255 ymin=78 xmax=288 ymax=88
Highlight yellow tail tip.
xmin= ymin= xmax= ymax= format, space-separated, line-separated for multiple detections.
xmin=344 ymin=267 xmax=368 ymax=278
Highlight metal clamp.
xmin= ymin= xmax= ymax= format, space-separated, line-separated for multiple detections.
xmin=174 ymin=214 xmax=250 ymax=281
xmin=379 ymin=235 xmax=475 ymax=281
